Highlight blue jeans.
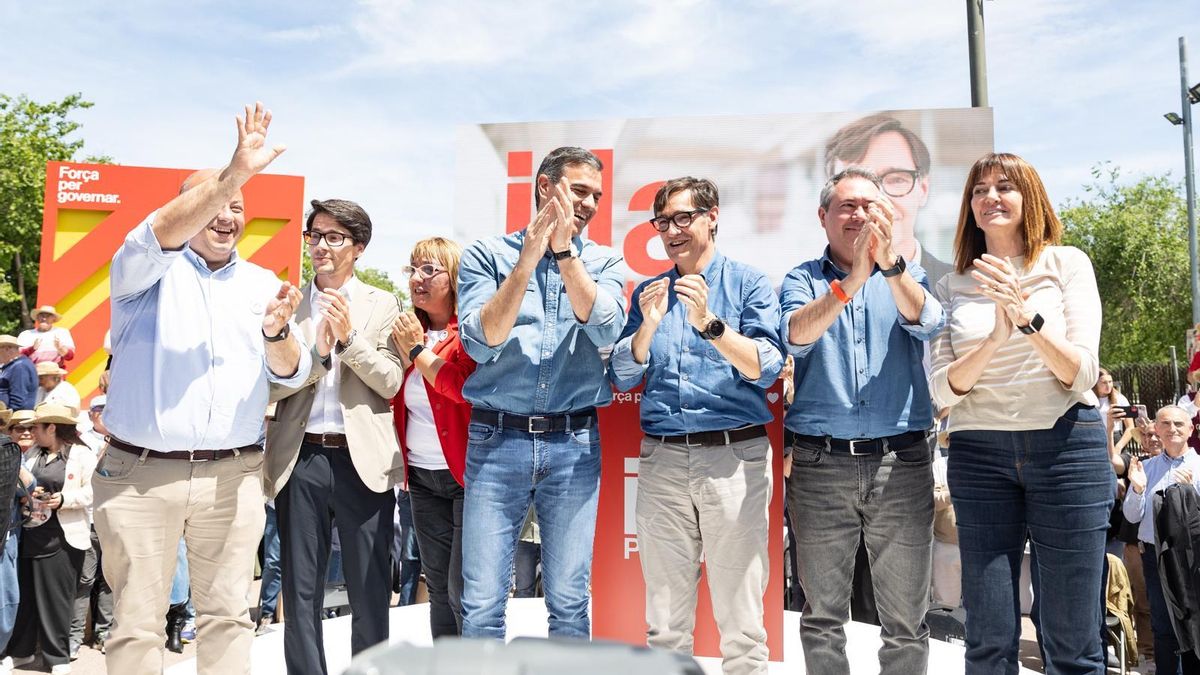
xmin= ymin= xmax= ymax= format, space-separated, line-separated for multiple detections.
xmin=949 ymin=403 xmax=1114 ymax=675
xmin=169 ymin=538 xmax=195 ymax=620
xmin=259 ymin=504 xmax=281 ymax=618
xmin=392 ymin=490 xmax=421 ymax=606
xmin=0 ymin=528 xmax=18 ymax=654
xmin=460 ymin=418 xmax=601 ymax=639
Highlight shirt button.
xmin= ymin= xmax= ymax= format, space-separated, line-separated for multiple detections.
xmin=682 ymin=374 xmax=689 ymax=382
xmin=540 ymin=383 xmax=547 ymax=389
xmin=543 ymin=351 xmax=551 ymax=357
xmin=682 ymin=346 xmax=690 ymax=353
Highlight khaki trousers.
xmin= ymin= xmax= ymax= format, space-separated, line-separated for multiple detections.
xmin=93 ymin=446 xmax=267 ymax=675
xmin=636 ymin=435 xmax=772 ymax=675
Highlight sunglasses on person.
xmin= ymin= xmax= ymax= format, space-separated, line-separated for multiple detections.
xmin=649 ymin=208 xmax=711 ymax=233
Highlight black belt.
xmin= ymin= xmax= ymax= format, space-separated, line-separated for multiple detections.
xmin=303 ymin=432 xmax=348 ymax=448
xmin=654 ymin=425 xmax=768 ymax=447
xmin=787 ymin=430 xmax=930 ymax=456
xmin=107 ymin=436 xmax=262 ymax=462
xmin=470 ymin=408 xmax=596 ymax=434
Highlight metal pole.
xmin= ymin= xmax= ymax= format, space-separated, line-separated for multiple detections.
xmin=1181 ymin=36 xmax=1199 ymax=325
xmin=967 ymin=0 xmax=989 ymax=107
xmin=1172 ymin=345 xmax=1181 ymax=397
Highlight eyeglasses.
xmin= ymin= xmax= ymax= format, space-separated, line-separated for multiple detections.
xmin=402 ymin=264 xmax=447 ymax=279
xmin=302 ymin=230 xmax=353 ymax=247
xmin=9 ymin=425 xmax=31 ymax=433
xmin=880 ymin=169 xmax=922 ymax=198
xmin=649 ymin=208 xmax=711 ymax=233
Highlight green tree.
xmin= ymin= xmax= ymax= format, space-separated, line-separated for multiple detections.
xmin=0 ymin=93 xmax=109 ymax=334
xmin=300 ymin=249 xmax=408 ymax=308
xmin=1060 ymin=164 xmax=1191 ymax=366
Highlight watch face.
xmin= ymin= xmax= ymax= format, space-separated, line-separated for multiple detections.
xmin=705 ymin=319 xmax=725 ymax=338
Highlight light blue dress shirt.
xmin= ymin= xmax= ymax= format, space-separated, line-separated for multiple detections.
xmin=1122 ymin=450 xmax=1200 ymax=545
xmin=458 ymin=232 xmax=626 ymax=415
xmin=104 ymin=215 xmax=310 ymax=451
xmin=610 ymin=252 xmax=784 ymax=435
xmin=780 ymin=248 xmax=944 ymax=439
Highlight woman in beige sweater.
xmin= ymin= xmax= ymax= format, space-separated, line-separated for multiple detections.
xmin=930 ymin=153 xmax=1112 ymax=674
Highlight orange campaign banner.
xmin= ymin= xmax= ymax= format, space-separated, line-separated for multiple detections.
xmin=38 ymin=161 xmax=305 ymax=402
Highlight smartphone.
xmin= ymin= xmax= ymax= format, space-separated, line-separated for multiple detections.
xmin=1119 ymin=405 xmax=1141 ymax=419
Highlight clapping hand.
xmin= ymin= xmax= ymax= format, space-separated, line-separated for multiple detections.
xmin=391 ymin=312 xmax=426 ymax=360
xmin=638 ymin=278 xmax=670 ymax=326
xmin=1175 ymin=467 xmax=1194 ymax=485
xmin=316 ymin=290 xmax=352 ymax=344
xmin=973 ymin=255 xmax=1032 ymax=326
xmin=674 ymin=275 xmax=712 ymax=332
xmin=548 ymin=177 xmax=575 ymax=253
xmin=263 ymin=282 xmax=302 ymax=338
xmin=865 ymin=198 xmax=899 ymax=269
xmin=1129 ymin=458 xmax=1148 ymax=494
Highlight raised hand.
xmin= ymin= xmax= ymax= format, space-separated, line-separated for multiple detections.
xmin=316 ymin=289 xmax=352 ymax=344
xmin=263 ymin=281 xmax=302 ymax=338
xmin=865 ymin=198 xmax=899 ymax=269
xmin=1176 ymin=467 xmax=1194 ymax=485
xmin=548 ymin=177 xmax=575 ymax=253
xmin=314 ymin=318 xmax=336 ymax=359
xmin=229 ymin=102 xmax=287 ymax=179
xmin=638 ymin=278 xmax=670 ymax=326
xmin=674 ymin=275 xmax=712 ymax=332
xmin=973 ymin=255 xmax=1031 ymax=326
xmin=989 ymin=299 xmax=1013 ymax=345
xmin=391 ymin=311 xmax=426 ymax=357
xmin=1129 ymin=458 xmax=1147 ymax=494
xmin=519 ymin=200 xmax=558 ymax=267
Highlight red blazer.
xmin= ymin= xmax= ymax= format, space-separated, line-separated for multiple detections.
xmin=392 ymin=316 xmax=476 ymax=486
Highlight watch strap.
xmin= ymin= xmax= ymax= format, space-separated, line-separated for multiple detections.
xmin=263 ymin=323 xmax=290 ymax=343
xmin=408 ymin=344 xmax=426 ymax=362
xmin=1018 ymin=313 xmax=1044 ymax=335
xmin=552 ymin=248 xmax=575 ymax=261
xmin=880 ymin=255 xmax=906 ymax=278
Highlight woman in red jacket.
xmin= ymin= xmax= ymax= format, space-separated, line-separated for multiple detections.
xmin=391 ymin=236 xmax=476 ymax=638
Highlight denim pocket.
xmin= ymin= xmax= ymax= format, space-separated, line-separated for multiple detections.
xmin=94 ymin=448 xmax=141 ymax=481
xmin=891 ymin=446 xmax=933 ymax=466
xmin=568 ymin=425 xmax=595 ymax=447
xmin=790 ymin=444 xmax=823 ymax=466
xmin=1063 ymin=403 xmax=1104 ymax=427
xmin=467 ymin=422 xmax=500 ymax=445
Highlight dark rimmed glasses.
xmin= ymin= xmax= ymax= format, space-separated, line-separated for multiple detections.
xmin=302 ymin=230 xmax=353 ymax=247
xmin=649 ymin=208 xmax=711 ymax=233
xmin=880 ymin=169 xmax=922 ymax=198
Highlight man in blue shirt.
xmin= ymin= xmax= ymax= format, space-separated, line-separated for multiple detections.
xmin=457 ymin=147 xmax=626 ymax=639
xmin=611 ymin=177 xmax=782 ymax=675
xmin=0 ymin=337 xmax=37 ymax=411
xmin=780 ymin=167 xmax=944 ymax=675
xmin=1122 ymin=405 xmax=1200 ymax=674
xmin=93 ymin=103 xmax=310 ymax=675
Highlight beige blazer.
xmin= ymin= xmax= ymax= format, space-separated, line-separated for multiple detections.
xmin=24 ymin=443 xmax=97 ymax=551
xmin=265 ymin=280 xmax=404 ymax=498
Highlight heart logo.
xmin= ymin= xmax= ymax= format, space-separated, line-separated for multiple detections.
xmin=767 ymin=392 xmax=780 ymax=404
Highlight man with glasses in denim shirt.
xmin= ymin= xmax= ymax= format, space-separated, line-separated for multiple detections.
xmin=264 ymin=198 xmax=404 ymax=674
xmin=780 ymin=167 xmax=944 ymax=675
xmin=457 ymin=147 xmax=626 ymax=639
xmin=611 ymin=177 xmax=782 ymax=675
xmin=826 ymin=114 xmax=951 ymax=284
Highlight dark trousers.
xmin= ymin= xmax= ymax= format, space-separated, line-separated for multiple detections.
xmin=71 ymin=526 xmax=113 ymax=646
xmin=10 ymin=546 xmax=86 ymax=666
xmin=1143 ymin=545 xmax=1200 ymax=675
xmin=407 ymin=466 xmax=464 ymax=637
xmin=278 ymin=442 xmax=395 ymax=675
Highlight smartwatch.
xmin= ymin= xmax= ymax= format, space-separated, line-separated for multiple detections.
xmin=1018 ymin=313 xmax=1045 ymax=335
xmin=698 ymin=317 xmax=726 ymax=341
xmin=263 ymin=323 xmax=290 ymax=343
xmin=880 ymin=255 xmax=907 ymax=278
xmin=408 ymin=344 xmax=426 ymax=362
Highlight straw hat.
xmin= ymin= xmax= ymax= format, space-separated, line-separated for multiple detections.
xmin=30 ymin=403 xmax=78 ymax=426
xmin=29 ymin=305 xmax=61 ymax=323
xmin=0 ymin=402 xmax=10 ymax=428
xmin=0 ymin=335 xmax=17 ymax=348
xmin=8 ymin=410 xmax=35 ymax=427
xmin=36 ymin=362 xmax=67 ymax=377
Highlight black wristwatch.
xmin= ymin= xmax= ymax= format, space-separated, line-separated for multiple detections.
xmin=880 ymin=255 xmax=907 ymax=278
xmin=698 ymin=317 xmax=726 ymax=341
xmin=408 ymin=344 xmax=426 ymax=362
xmin=262 ymin=323 xmax=290 ymax=343
xmin=1018 ymin=313 xmax=1045 ymax=335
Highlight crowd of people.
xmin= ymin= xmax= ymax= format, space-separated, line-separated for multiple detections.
xmin=0 ymin=101 xmax=1193 ymax=675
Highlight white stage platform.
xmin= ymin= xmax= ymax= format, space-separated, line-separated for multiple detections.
xmin=164 ymin=598 xmax=1038 ymax=674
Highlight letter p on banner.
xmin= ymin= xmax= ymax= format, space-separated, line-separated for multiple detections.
xmin=37 ymin=161 xmax=305 ymax=401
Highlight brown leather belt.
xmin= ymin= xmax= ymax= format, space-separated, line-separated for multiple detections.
xmin=654 ymin=424 xmax=768 ymax=447
xmin=107 ymin=436 xmax=262 ymax=462
xmin=303 ymin=432 xmax=348 ymax=448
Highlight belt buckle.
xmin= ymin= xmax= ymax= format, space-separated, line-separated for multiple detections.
xmin=188 ymin=450 xmax=209 ymax=463
xmin=527 ymin=416 xmax=548 ymax=434
xmin=683 ymin=433 xmax=702 ymax=448
xmin=321 ymin=433 xmax=338 ymax=448
xmin=849 ymin=439 xmax=872 ymax=456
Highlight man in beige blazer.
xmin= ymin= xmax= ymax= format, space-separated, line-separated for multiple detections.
xmin=266 ymin=198 xmax=404 ymax=675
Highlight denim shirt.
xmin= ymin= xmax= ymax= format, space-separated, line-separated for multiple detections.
xmin=610 ymin=252 xmax=784 ymax=435
xmin=103 ymin=216 xmax=311 ymax=451
xmin=780 ymin=248 xmax=944 ymax=439
xmin=458 ymin=231 xmax=627 ymax=415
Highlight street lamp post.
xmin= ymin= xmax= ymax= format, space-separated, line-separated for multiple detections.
xmin=1166 ymin=36 xmax=1200 ymax=324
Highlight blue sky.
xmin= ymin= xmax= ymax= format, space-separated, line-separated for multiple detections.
xmin=2 ymin=0 xmax=1198 ymax=273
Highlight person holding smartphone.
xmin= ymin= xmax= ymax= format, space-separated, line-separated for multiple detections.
xmin=1095 ymin=367 xmax=1135 ymax=452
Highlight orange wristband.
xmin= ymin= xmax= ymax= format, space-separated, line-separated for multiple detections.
xmin=830 ymin=279 xmax=851 ymax=304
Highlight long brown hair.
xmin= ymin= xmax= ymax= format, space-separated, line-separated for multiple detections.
xmin=409 ymin=237 xmax=463 ymax=326
xmin=953 ymin=153 xmax=1063 ymax=274
xmin=1095 ymin=367 xmax=1121 ymax=405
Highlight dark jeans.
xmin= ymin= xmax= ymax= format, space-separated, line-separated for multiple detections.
xmin=407 ymin=466 xmax=464 ymax=637
xmin=949 ymin=403 xmax=1114 ymax=675
xmin=514 ymin=540 xmax=540 ymax=598
xmin=788 ymin=434 xmax=935 ymax=675
xmin=10 ymin=546 xmax=86 ymax=667
xmin=278 ymin=443 xmax=396 ymax=675
xmin=259 ymin=504 xmax=281 ymax=619
xmin=1143 ymin=544 xmax=1200 ymax=675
